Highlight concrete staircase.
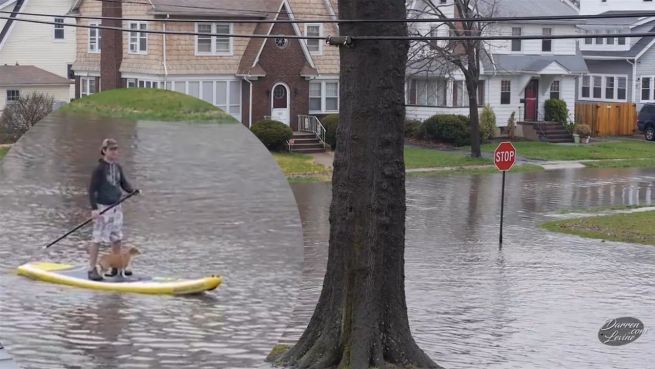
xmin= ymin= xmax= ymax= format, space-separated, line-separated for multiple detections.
xmin=289 ymin=131 xmax=326 ymax=153
xmin=537 ymin=122 xmax=574 ymax=143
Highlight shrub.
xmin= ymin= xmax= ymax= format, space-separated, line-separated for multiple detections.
xmin=405 ymin=119 xmax=422 ymax=138
xmin=250 ymin=119 xmax=292 ymax=151
xmin=321 ymin=114 xmax=339 ymax=149
xmin=479 ymin=104 xmax=497 ymax=143
xmin=507 ymin=111 xmax=517 ymax=140
xmin=574 ymin=123 xmax=592 ymax=137
xmin=420 ymin=114 xmax=470 ymax=146
xmin=544 ymin=99 xmax=569 ymax=125
xmin=0 ymin=92 xmax=54 ymax=143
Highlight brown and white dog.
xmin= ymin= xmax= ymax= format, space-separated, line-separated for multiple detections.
xmin=98 ymin=246 xmax=141 ymax=277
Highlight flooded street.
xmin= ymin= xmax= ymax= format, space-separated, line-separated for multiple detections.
xmin=289 ymin=168 xmax=655 ymax=369
xmin=0 ymin=113 xmax=304 ymax=369
xmin=1 ymin=112 xmax=654 ymax=369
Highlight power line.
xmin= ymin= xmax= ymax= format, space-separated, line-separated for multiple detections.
xmin=2 ymin=14 xmax=654 ymax=42
xmin=92 ymin=0 xmax=339 ymax=19
xmin=88 ymin=0 xmax=655 ymax=24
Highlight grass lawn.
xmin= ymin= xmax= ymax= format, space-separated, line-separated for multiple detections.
xmin=404 ymin=146 xmax=491 ymax=169
xmin=481 ymin=140 xmax=655 ymax=161
xmin=0 ymin=147 xmax=8 ymax=160
xmin=541 ymin=211 xmax=655 ymax=246
xmin=60 ymin=88 xmax=237 ymax=123
xmin=272 ymin=152 xmax=331 ymax=177
xmin=581 ymin=158 xmax=655 ymax=169
xmin=556 ymin=204 xmax=655 ymax=214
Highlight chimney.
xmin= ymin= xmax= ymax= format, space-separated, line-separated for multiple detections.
xmin=100 ymin=0 xmax=123 ymax=91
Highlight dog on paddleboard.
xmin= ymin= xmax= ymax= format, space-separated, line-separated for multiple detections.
xmin=97 ymin=246 xmax=141 ymax=278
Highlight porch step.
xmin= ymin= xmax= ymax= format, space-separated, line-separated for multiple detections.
xmin=290 ymin=131 xmax=326 ymax=153
xmin=534 ymin=122 xmax=574 ymax=143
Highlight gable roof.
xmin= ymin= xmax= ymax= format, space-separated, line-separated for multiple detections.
xmin=71 ymin=0 xmax=279 ymax=18
xmin=582 ymin=26 xmax=655 ymax=59
xmin=237 ymin=0 xmax=318 ymax=77
xmin=483 ymin=52 xmax=589 ymax=74
xmin=0 ymin=65 xmax=72 ymax=87
xmin=0 ymin=0 xmax=16 ymax=8
xmin=0 ymin=0 xmax=23 ymax=50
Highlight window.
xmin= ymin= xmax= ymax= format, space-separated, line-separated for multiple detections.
xmin=580 ymin=74 xmax=628 ymax=101
xmin=643 ymin=77 xmax=652 ymax=101
xmin=477 ymin=81 xmax=485 ymax=105
xmin=542 ymin=28 xmax=552 ymax=52
xmin=605 ymin=77 xmax=615 ymax=99
xmin=54 ymin=18 xmax=65 ymax=40
xmin=595 ymin=31 xmax=604 ymax=45
xmin=607 ymin=36 xmax=615 ymax=45
xmin=88 ymin=23 xmax=100 ymax=52
xmin=550 ymin=81 xmax=560 ymax=100
xmin=593 ymin=76 xmax=602 ymax=98
xmin=6 ymin=90 xmax=19 ymax=103
xmin=584 ymin=31 xmax=592 ymax=45
xmin=129 ymin=22 xmax=148 ymax=54
xmin=581 ymin=76 xmax=590 ymax=98
xmin=81 ymin=77 xmax=97 ymax=97
xmin=500 ymin=80 xmax=511 ymax=105
xmin=127 ymin=79 xmax=136 ymax=88
xmin=511 ymin=27 xmax=521 ymax=52
xmin=618 ymin=36 xmax=626 ymax=45
xmin=195 ymin=23 xmax=232 ymax=55
xmin=618 ymin=77 xmax=627 ymax=100
xmin=306 ymin=24 xmax=322 ymax=54
xmin=67 ymin=64 xmax=74 ymax=80
xmin=137 ymin=80 xmax=160 ymax=88
xmin=309 ymin=80 xmax=339 ymax=112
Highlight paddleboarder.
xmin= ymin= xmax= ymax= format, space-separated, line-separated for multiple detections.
xmin=88 ymin=138 xmax=139 ymax=281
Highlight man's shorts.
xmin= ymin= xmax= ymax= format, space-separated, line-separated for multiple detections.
xmin=92 ymin=204 xmax=123 ymax=244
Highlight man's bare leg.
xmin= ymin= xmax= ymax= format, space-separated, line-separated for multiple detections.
xmin=89 ymin=243 xmax=100 ymax=272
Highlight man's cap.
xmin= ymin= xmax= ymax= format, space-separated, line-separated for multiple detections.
xmin=101 ymin=138 xmax=118 ymax=149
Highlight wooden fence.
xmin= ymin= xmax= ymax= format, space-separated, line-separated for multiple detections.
xmin=575 ymin=102 xmax=637 ymax=137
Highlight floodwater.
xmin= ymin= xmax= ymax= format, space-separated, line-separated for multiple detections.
xmin=288 ymin=168 xmax=655 ymax=369
xmin=1 ymin=112 xmax=654 ymax=369
xmin=0 ymin=113 xmax=304 ymax=369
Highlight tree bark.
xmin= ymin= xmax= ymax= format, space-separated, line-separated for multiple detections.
xmin=278 ymin=0 xmax=442 ymax=368
xmin=466 ymin=77 xmax=481 ymax=158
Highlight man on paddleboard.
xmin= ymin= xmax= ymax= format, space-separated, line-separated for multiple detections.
xmin=87 ymin=138 xmax=139 ymax=281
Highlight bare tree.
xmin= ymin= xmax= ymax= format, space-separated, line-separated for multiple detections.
xmin=0 ymin=92 xmax=54 ymax=143
xmin=407 ymin=0 xmax=498 ymax=158
xmin=273 ymin=0 xmax=442 ymax=367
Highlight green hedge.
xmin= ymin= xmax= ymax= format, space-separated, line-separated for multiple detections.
xmin=544 ymin=99 xmax=569 ymax=124
xmin=479 ymin=104 xmax=497 ymax=143
xmin=419 ymin=114 xmax=471 ymax=146
xmin=251 ymin=119 xmax=293 ymax=151
xmin=321 ymin=114 xmax=339 ymax=149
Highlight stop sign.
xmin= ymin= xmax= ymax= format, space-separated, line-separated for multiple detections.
xmin=494 ymin=142 xmax=516 ymax=171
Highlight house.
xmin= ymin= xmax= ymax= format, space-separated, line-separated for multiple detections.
xmin=578 ymin=0 xmax=654 ymax=15
xmin=405 ymin=0 xmax=588 ymax=129
xmin=68 ymin=0 xmax=340 ymax=130
xmin=576 ymin=13 xmax=655 ymax=109
xmin=0 ymin=65 xmax=72 ymax=112
xmin=0 ymin=0 xmax=77 ymax=98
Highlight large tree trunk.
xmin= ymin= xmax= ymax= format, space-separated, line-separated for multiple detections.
xmin=278 ymin=0 xmax=441 ymax=368
xmin=466 ymin=77 xmax=481 ymax=158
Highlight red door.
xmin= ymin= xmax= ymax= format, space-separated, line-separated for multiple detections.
xmin=524 ymin=79 xmax=539 ymax=121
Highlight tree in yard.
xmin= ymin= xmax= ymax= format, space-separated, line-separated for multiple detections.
xmin=407 ymin=0 xmax=498 ymax=158
xmin=0 ymin=92 xmax=54 ymax=143
xmin=275 ymin=0 xmax=442 ymax=368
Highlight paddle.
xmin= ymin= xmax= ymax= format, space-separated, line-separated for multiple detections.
xmin=43 ymin=190 xmax=141 ymax=249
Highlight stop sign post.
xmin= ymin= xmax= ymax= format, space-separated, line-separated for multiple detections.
xmin=494 ymin=142 xmax=516 ymax=246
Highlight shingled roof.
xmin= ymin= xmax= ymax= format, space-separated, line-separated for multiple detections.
xmin=0 ymin=65 xmax=72 ymax=87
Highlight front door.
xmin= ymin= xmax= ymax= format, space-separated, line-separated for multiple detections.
xmin=271 ymin=84 xmax=290 ymax=125
xmin=524 ymin=79 xmax=539 ymax=121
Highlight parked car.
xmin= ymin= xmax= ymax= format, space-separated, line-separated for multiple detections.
xmin=637 ymin=103 xmax=655 ymax=141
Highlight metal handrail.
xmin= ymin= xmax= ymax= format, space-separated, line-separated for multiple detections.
xmin=297 ymin=115 xmax=328 ymax=148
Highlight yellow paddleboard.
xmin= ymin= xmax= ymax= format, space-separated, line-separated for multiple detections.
xmin=17 ymin=262 xmax=222 ymax=296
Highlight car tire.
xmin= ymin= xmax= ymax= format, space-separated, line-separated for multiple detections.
xmin=646 ymin=126 xmax=655 ymax=141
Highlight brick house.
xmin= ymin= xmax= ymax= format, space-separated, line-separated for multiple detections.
xmin=68 ymin=0 xmax=340 ymax=130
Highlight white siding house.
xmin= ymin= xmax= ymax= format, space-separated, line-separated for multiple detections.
xmin=0 ymin=0 xmax=76 ymax=99
xmin=406 ymin=0 xmax=587 ymax=127
xmin=580 ymin=0 xmax=655 ymax=15
xmin=0 ymin=65 xmax=72 ymax=112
